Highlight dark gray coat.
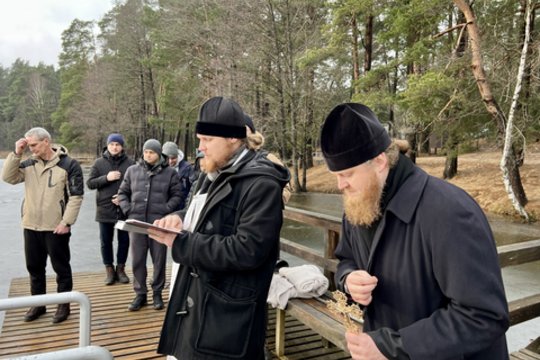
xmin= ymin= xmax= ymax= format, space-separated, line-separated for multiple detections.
xmin=158 ymin=150 xmax=290 ymax=360
xmin=117 ymin=158 xmax=182 ymax=223
xmin=335 ymin=162 xmax=509 ymax=360
xmin=86 ymin=150 xmax=135 ymax=222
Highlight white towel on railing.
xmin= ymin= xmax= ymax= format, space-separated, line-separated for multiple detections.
xmin=278 ymin=264 xmax=329 ymax=298
xmin=267 ymin=265 xmax=329 ymax=309
xmin=267 ymin=274 xmax=296 ymax=310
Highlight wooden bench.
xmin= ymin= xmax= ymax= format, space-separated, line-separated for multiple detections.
xmin=275 ymin=206 xmax=540 ymax=359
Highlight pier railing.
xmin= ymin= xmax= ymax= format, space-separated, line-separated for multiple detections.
xmin=0 ymin=291 xmax=113 ymax=360
xmin=281 ymin=206 xmax=540 ymax=326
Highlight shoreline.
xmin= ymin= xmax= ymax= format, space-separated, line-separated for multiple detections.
xmin=303 ymin=149 xmax=540 ymax=221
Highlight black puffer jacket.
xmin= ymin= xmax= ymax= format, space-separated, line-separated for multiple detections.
xmin=117 ymin=157 xmax=182 ymax=223
xmin=86 ymin=150 xmax=135 ymax=222
xmin=158 ymin=149 xmax=290 ymax=360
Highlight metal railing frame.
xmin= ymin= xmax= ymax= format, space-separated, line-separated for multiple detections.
xmin=0 ymin=291 xmax=113 ymax=360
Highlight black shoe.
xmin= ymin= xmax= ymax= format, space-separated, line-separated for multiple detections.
xmin=153 ymin=292 xmax=164 ymax=310
xmin=23 ymin=306 xmax=46 ymax=322
xmin=128 ymin=294 xmax=147 ymax=311
xmin=52 ymin=303 xmax=70 ymax=324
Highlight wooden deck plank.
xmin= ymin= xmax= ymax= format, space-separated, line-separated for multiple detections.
xmin=1 ymin=270 xmax=354 ymax=359
xmin=510 ymin=349 xmax=540 ymax=360
xmin=0 ymin=270 xmax=166 ymax=359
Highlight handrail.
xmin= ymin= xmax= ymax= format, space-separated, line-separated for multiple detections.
xmin=0 ymin=291 xmax=113 ymax=359
xmin=0 ymin=291 xmax=91 ymax=346
xmin=12 ymin=346 xmax=113 ymax=360
xmin=283 ymin=206 xmax=540 ymax=270
xmin=284 ymin=206 xmax=341 ymax=231
xmin=283 ymin=206 xmax=341 ymax=289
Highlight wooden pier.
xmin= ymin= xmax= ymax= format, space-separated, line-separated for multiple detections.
xmin=0 ymin=270 xmax=351 ymax=359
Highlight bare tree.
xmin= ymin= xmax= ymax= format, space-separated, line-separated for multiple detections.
xmin=501 ymin=0 xmax=532 ymax=220
xmin=453 ymin=0 xmax=528 ymax=209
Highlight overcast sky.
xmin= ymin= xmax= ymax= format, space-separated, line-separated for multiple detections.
xmin=0 ymin=1 xmax=114 ymax=69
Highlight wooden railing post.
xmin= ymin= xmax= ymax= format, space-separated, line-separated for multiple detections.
xmin=324 ymin=229 xmax=339 ymax=290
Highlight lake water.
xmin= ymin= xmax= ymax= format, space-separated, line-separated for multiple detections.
xmin=0 ymin=160 xmax=539 ymax=352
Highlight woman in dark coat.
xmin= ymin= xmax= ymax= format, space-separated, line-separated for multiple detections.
xmin=86 ymin=133 xmax=135 ymax=285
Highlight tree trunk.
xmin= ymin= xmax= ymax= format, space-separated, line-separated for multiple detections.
xmin=500 ymin=0 xmax=532 ymax=220
xmin=364 ymin=15 xmax=373 ymax=72
xmin=453 ymin=0 xmax=528 ymax=208
xmin=419 ymin=127 xmax=431 ymax=155
xmin=403 ymin=128 xmax=417 ymax=164
xmin=351 ymin=14 xmax=360 ymax=94
xmin=443 ymin=134 xmax=458 ymax=179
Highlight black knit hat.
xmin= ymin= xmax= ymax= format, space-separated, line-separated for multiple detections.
xmin=320 ymin=103 xmax=391 ymax=171
xmin=196 ymin=97 xmax=247 ymax=139
xmin=244 ymin=114 xmax=256 ymax=133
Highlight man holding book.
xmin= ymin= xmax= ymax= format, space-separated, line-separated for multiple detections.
xmin=149 ymin=96 xmax=290 ymax=360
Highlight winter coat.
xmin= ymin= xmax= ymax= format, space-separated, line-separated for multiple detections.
xmin=117 ymin=158 xmax=182 ymax=223
xmin=2 ymin=145 xmax=84 ymax=230
xmin=335 ymin=162 xmax=509 ymax=360
xmin=176 ymin=159 xmax=193 ymax=210
xmin=86 ymin=149 xmax=135 ymax=222
xmin=158 ymin=150 xmax=290 ymax=360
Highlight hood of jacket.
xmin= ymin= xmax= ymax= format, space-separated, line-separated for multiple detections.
xmin=29 ymin=143 xmax=68 ymax=162
xmin=216 ymin=149 xmax=290 ymax=188
xmin=137 ymin=154 xmax=169 ymax=173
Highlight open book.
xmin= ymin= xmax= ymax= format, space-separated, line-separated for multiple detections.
xmin=115 ymin=219 xmax=182 ymax=235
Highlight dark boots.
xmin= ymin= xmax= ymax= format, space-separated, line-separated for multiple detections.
xmin=24 ymin=304 xmax=69 ymax=323
xmin=153 ymin=292 xmax=164 ymax=310
xmin=105 ymin=264 xmax=129 ymax=285
xmin=104 ymin=265 xmax=116 ymax=285
xmin=23 ymin=306 xmax=46 ymax=322
xmin=52 ymin=303 xmax=70 ymax=324
xmin=128 ymin=294 xmax=147 ymax=311
xmin=116 ymin=264 xmax=130 ymax=284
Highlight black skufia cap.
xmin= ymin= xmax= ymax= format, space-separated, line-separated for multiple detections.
xmin=195 ymin=96 xmax=246 ymax=139
xmin=321 ymin=103 xmax=391 ymax=171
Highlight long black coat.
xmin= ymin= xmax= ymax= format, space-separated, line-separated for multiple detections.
xmin=117 ymin=158 xmax=182 ymax=223
xmin=335 ymin=165 xmax=509 ymax=360
xmin=86 ymin=150 xmax=135 ymax=222
xmin=158 ymin=150 xmax=290 ymax=360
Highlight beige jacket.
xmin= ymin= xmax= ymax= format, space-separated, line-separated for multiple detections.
xmin=2 ymin=145 xmax=84 ymax=231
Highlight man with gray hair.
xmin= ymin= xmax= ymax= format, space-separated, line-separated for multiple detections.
xmin=2 ymin=127 xmax=84 ymax=324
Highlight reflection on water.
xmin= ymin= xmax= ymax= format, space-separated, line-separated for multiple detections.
xmin=282 ymin=193 xmax=540 ymax=252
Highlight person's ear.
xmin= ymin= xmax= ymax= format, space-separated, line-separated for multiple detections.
xmin=372 ymin=152 xmax=388 ymax=173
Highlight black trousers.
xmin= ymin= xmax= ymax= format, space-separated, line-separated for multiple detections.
xmin=24 ymin=229 xmax=73 ymax=295
xmin=99 ymin=222 xmax=130 ymax=266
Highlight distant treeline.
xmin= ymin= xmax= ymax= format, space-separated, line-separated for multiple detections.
xmin=1 ymin=0 xmax=539 ymax=193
